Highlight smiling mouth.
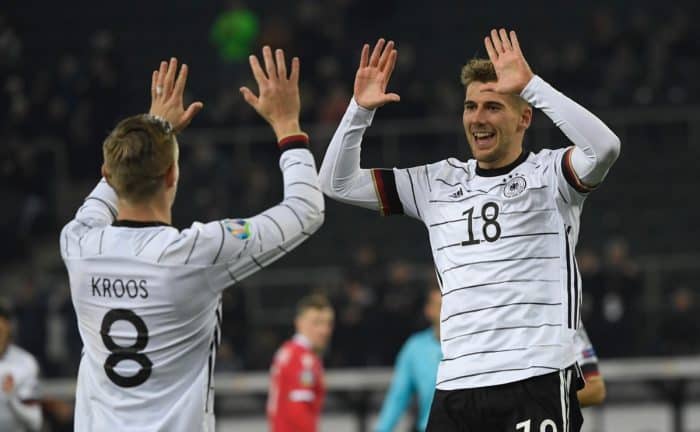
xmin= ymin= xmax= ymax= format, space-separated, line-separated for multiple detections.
xmin=472 ymin=131 xmax=496 ymax=148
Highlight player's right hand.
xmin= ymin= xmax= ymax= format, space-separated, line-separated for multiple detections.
xmin=353 ymin=39 xmax=400 ymax=110
xmin=149 ymin=58 xmax=204 ymax=133
xmin=240 ymin=46 xmax=303 ymax=141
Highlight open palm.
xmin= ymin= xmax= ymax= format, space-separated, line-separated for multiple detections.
xmin=482 ymin=29 xmax=534 ymax=95
xmin=354 ymin=39 xmax=400 ymax=110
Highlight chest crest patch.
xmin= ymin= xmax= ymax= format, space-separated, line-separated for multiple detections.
xmin=503 ymin=176 xmax=527 ymax=198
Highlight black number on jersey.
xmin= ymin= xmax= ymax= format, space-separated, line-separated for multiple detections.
xmin=461 ymin=201 xmax=502 ymax=246
xmin=101 ymin=309 xmax=152 ymax=387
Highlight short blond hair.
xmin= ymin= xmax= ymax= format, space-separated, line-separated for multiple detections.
xmin=102 ymin=114 xmax=176 ymax=203
xmin=460 ymin=58 xmax=497 ymax=88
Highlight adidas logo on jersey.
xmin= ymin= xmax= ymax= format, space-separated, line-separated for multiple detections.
xmin=449 ymin=188 xmax=463 ymax=199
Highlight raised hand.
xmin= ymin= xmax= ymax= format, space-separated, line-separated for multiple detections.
xmin=240 ymin=46 xmax=303 ymax=140
xmin=149 ymin=58 xmax=204 ymax=133
xmin=354 ymin=39 xmax=400 ymax=110
xmin=482 ymin=29 xmax=534 ymax=95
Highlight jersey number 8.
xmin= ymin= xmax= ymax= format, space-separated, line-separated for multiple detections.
xmin=100 ymin=309 xmax=152 ymax=387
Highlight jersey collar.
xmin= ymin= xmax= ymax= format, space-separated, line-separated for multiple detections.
xmin=112 ymin=220 xmax=171 ymax=228
xmin=293 ymin=333 xmax=312 ymax=349
xmin=475 ymin=151 xmax=530 ymax=177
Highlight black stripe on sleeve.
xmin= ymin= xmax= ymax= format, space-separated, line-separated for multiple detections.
xmin=212 ymin=222 xmax=226 ymax=265
xmin=562 ymin=148 xmax=594 ymax=194
xmin=406 ymin=168 xmax=421 ymax=219
xmin=281 ymin=204 xmax=304 ymax=230
xmin=424 ymin=165 xmax=432 ymax=192
xmin=184 ymin=229 xmax=200 ymax=264
xmin=251 ymin=255 xmax=264 ymax=269
xmin=288 ymin=181 xmax=320 ymax=191
xmin=85 ymin=196 xmax=117 ymax=219
xmin=261 ymin=214 xmax=285 ymax=241
xmin=372 ymin=169 xmax=404 ymax=215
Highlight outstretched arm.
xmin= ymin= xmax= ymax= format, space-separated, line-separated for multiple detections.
xmin=484 ymin=29 xmax=620 ymax=191
xmin=179 ymin=48 xmax=324 ymax=288
xmin=319 ymin=39 xmax=400 ymax=211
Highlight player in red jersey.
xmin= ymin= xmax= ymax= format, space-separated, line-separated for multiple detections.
xmin=267 ymin=294 xmax=334 ymax=432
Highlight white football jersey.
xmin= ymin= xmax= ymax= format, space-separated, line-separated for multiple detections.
xmin=372 ymin=148 xmax=587 ymax=390
xmin=60 ymin=148 xmax=323 ymax=432
xmin=0 ymin=345 xmax=41 ymax=431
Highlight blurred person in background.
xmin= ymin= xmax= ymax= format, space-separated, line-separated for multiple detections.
xmin=59 ymin=48 xmax=324 ymax=432
xmin=267 ymin=294 xmax=334 ymax=432
xmin=0 ymin=304 xmax=42 ymax=431
xmin=375 ymin=283 xmax=442 ymax=432
xmin=659 ymin=286 xmax=700 ymax=355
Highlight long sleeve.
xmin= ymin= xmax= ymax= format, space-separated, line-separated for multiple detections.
xmin=60 ymin=178 xmax=118 ymax=259
xmin=197 ymin=145 xmax=324 ymax=292
xmin=521 ymin=75 xmax=620 ymax=190
xmin=319 ymin=99 xmax=381 ymax=210
xmin=375 ymin=342 xmax=414 ymax=432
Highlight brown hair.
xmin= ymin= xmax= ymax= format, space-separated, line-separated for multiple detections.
xmin=460 ymin=58 xmax=497 ymax=88
xmin=296 ymin=293 xmax=332 ymax=317
xmin=102 ymin=114 xmax=176 ymax=203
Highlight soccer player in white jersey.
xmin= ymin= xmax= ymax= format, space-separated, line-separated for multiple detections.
xmin=319 ymin=29 xmax=620 ymax=431
xmin=60 ymin=48 xmax=324 ymax=432
xmin=0 ymin=305 xmax=42 ymax=431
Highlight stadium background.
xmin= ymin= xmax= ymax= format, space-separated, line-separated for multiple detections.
xmin=1 ymin=0 xmax=699 ymax=430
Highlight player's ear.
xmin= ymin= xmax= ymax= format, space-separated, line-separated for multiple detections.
xmin=518 ymin=103 xmax=533 ymax=131
xmin=164 ymin=162 xmax=178 ymax=188
xmin=101 ymin=164 xmax=113 ymax=186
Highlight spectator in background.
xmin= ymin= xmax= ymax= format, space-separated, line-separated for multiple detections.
xmin=0 ymin=303 xmax=42 ymax=431
xmin=659 ymin=286 xmax=700 ymax=355
xmin=598 ymin=237 xmax=643 ymax=357
xmin=267 ymin=294 xmax=334 ymax=432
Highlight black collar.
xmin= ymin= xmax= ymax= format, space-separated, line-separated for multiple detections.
xmin=475 ymin=151 xmax=530 ymax=177
xmin=112 ymin=220 xmax=171 ymax=228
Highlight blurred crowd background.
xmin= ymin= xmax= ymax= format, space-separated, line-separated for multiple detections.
xmin=1 ymin=0 xmax=699 ymax=384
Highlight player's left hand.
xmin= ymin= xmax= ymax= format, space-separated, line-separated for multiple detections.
xmin=149 ymin=57 xmax=204 ymax=133
xmin=240 ymin=46 xmax=304 ymax=140
xmin=482 ymin=29 xmax=534 ymax=95
xmin=2 ymin=374 xmax=14 ymax=394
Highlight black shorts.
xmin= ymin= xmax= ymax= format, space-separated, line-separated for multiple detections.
xmin=427 ymin=365 xmax=584 ymax=432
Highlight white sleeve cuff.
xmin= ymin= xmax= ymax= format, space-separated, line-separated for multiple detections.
xmin=348 ymin=98 xmax=377 ymax=126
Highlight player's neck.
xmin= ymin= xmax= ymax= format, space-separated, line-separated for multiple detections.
xmin=476 ymin=148 xmax=527 ymax=176
xmin=117 ymin=199 xmax=172 ymax=225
